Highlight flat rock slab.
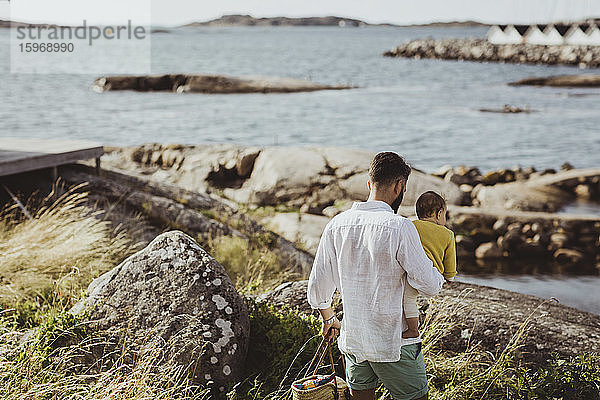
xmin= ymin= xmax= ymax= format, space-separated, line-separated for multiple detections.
xmin=92 ymin=74 xmax=353 ymax=94
xmin=473 ymin=168 xmax=600 ymax=212
xmin=259 ymin=280 xmax=600 ymax=365
xmin=510 ymin=74 xmax=600 ymax=87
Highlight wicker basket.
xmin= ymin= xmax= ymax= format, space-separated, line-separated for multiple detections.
xmin=292 ymin=376 xmax=346 ymax=400
xmin=291 ymin=337 xmax=348 ymax=400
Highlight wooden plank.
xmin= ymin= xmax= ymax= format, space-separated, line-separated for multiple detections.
xmin=0 ymin=138 xmax=104 ymax=177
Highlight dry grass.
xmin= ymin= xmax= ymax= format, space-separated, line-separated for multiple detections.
xmin=0 ymin=181 xmax=137 ymax=307
xmin=208 ymin=236 xmax=296 ymax=294
xmin=0 ymin=319 xmax=210 ymax=400
xmin=416 ymin=289 xmax=553 ymax=400
xmin=0 ymin=182 xmax=208 ymax=400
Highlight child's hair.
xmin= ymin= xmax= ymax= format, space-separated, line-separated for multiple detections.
xmin=416 ymin=191 xmax=446 ymax=219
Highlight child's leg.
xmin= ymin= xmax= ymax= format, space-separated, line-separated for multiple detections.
xmin=403 ymin=283 xmax=420 ymax=338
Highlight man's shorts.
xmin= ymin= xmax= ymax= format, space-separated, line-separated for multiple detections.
xmin=344 ymin=343 xmax=428 ymax=400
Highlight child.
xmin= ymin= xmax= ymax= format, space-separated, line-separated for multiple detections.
xmin=403 ymin=191 xmax=457 ymax=338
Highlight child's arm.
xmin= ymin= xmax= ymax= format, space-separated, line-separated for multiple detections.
xmin=443 ymin=231 xmax=457 ymax=281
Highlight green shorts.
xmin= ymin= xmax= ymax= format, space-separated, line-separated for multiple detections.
xmin=344 ymin=343 xmax=428 ymax=400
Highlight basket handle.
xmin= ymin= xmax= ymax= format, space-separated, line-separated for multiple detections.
xmin=305 ymin=337 xmax=337 ymax=378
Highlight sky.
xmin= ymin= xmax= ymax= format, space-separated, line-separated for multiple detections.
xmin=2 ymin=0 xmax=600 ymax=27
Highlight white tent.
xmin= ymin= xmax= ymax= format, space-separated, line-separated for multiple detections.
xmin=487 ymin=20 xmax=600 ymax=46
xmin=501 ymin=25 xmax=524 ymax=44
xmin=565 ymin=26 xmax=591 ymax=45
xmin=586 ymin=25 xmax=600 ymax=45
xmin=487 ymin=25 xmax=509 ymax=44
xmin=543 ymin=25 xmax=566 ymax=45
xmin=525 ymin=25 xmax=550 ymax=45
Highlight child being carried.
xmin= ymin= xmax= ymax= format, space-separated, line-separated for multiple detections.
xmin=403 ymin=191 xmax=457 ymax=338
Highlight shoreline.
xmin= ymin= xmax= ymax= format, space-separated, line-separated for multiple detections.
xmin=384 ymin=38 xmax=600 ymax=68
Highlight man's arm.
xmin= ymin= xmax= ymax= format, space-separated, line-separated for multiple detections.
xmin=398 ymin=220 xmax=444 ymax=297
xmin=307 ymin=225 xmax=341 ymax=338
xmin=443 ymin=231 xmax=457 ymax=281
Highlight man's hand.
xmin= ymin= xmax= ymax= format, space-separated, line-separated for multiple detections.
xmin=318 ymin=306 xmax=341 ymax=339
xmin=322 ymin=317 xmax=342 ymax=340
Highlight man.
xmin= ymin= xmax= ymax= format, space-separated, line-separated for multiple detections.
xmin=307 ymin=152 xmax=444 ymax=400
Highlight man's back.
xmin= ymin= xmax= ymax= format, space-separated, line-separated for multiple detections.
xmin=308 ymin=200 xmax=444 ymax=363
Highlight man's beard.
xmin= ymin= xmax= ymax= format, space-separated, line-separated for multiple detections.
xmin=391 ymin=190 xmax=404 ymax=213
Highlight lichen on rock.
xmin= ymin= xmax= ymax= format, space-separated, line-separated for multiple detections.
xmin=71 ymin=230 xmax=249 ymax=389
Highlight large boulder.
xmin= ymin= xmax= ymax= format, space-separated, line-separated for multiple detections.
xmin=71 ymin=231 xmax=249 ymax=391
xmin=224 ymin=147 xmax=327 ymax=205
xmin=259 ymin=212 xmax=330 ymax=254
xmin=473 ymin=180 xmax=571 ymax=212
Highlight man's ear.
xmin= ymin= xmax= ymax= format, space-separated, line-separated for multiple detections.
xmin=394 ymin=179 xmax=404 ymax=196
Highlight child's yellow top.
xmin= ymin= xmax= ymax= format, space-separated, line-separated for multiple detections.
xmin=412 ymin=220 xmax=457 ymax=281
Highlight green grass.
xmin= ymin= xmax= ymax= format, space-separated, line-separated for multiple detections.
xmin=207 ymin=234 xmax=298 ymax=295
xmin=238 ymin=204 xmax=300 ymax=219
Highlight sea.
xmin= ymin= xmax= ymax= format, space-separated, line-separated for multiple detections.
xmin=1 ymin=25 xmax=599 ymax=314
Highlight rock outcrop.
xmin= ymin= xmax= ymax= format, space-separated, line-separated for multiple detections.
xmin=479 ymin=105 xmax=535 ymax=113
xmin=433 ymin=165 xmax=600 ymax=211
xmin=472 ymin=168 xmax=600 ymax=212
xmin=384 ymin=38 xmax=600 ymax=68
xmin=92 ymin=74 xmax=353 ymax=94
xmin=71 ymin=231 xmax=250 ymax=390
xmin=510 ymin=74 xmax=600 ymax=87
xmin=447 ymin=207 xmax=600 ymax=267
xmin=103 ymin=144 xmax=466 ymax=211
xmin=259 ymin=280 xmax=600 ymax=365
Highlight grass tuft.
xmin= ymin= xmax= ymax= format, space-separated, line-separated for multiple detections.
xmin=0 ymin=181 xmax=136 ymax=313
xmin=208 ymin=236 xmax=296 ymax=294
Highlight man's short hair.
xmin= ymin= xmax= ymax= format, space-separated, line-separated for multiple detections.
xmin=416 ymin=191 xmax=446 ymax=219
xmin=369 ymin=152 xmax=411 ymax=188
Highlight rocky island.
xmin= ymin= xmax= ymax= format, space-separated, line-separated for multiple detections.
xmin=184 ymin=14 xmax=369 ymax=27
xmin=510 ymin=74 xmax=600 ymax=87
xmin=92 ymin=74 xmax=353 ymax=94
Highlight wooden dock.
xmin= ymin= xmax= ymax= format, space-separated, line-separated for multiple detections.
xmin=0 ymin=138 xmax=104 ymax=178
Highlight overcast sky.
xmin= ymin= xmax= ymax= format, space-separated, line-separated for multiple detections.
xmin=2 ymin=0 xmax=600 ymax=26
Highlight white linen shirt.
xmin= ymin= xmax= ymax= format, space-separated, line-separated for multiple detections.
xmin=307 ymin=200 xmax=445 ymax=363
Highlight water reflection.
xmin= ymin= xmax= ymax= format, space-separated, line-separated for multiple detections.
xmin=558 ymin=199 xmax=600 ymax=216
xmin=457 ymin=258 xmax=600 ymax=315
xmin=460 ymin=258 xmax=599 ymax=276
